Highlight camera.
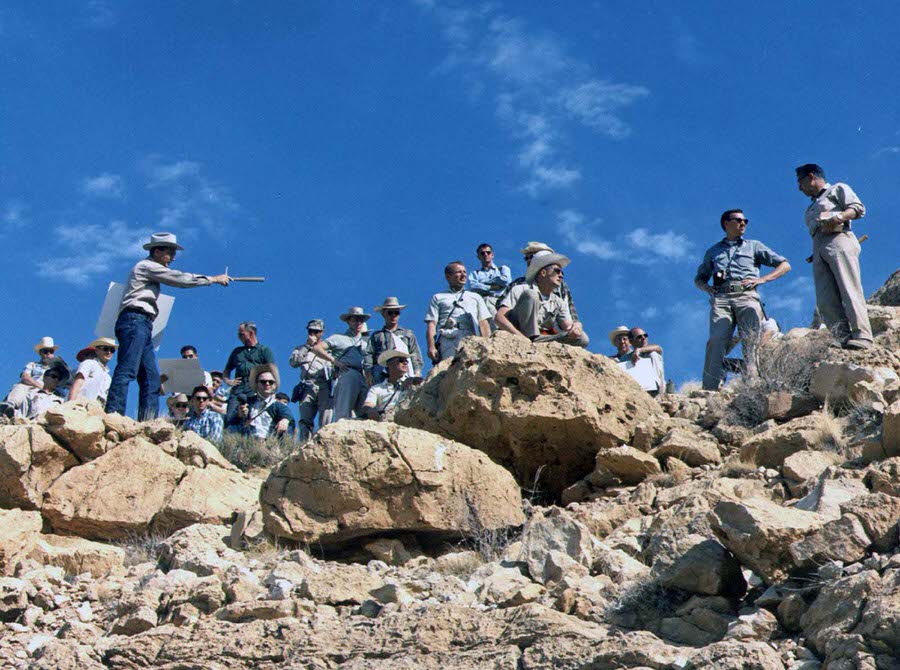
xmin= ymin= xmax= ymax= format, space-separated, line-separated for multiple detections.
xmin=713 ymin=271 xmax=726 ymax=287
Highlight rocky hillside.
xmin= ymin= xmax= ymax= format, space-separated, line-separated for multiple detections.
xmin=2 ymin=277 xmax=900 ymax=669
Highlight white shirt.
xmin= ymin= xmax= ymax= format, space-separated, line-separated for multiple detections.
xmin=364 ymin=377 xmax=407 ymax=414
xmin=74 ymin=359 xmax=111 ymax=403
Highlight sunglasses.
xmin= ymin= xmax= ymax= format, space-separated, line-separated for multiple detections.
xmin=308 ymin=329 xmax=323 ymax=334
xmin=631 ymin=333 xmax=649 ymax=340
xmin=39 ymin=348 xmax=55 ymax=355
xmin=384 ymin=310 xmax=401 ymax=316
xmin=193 ymin=395 xmax=210 ymax=401
xmin=96 ymin=346 xmax=116 ymax=353
xmin=44 ymin=373 xmax=61 ymax=380
xmin=726 ymin=217 xmax=749 ymax=224
xmin=175 ymin=403 xmax=189 ymax=409
xmin=258 ymin=379 xmax=276 ymax=385
xmin=548 ymin=266 xmax=564 ymax=276
xmin=478 ymin=250 xmax=493 ymax=256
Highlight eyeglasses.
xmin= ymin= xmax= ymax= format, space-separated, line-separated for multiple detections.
xmin=631 ymin=333 xmax=648 ymax=340
xmin=96 ymin=346 xmax=116 ymax=353
xmin=39 ymin=348 xmax=55 ymax=355
xmin=308 ymin=329 xmax=323 ymax=334
xmin=258 ymin=379 xmax=276 ymax=385
xmin=44 ymin=373 xmax=60 ymax=380
xmin=549 ymin=267 xmax=564 ymax=276
xmin=478 ymin=250 xmax=493 ymax=256
xmin=175 ymin=403 xmax=189 ymax=409
xmin=193 ymin=395 xmax=210 ymax=401
xmin=524 ymin=254 xmax=534 ymax=262
xmin=726 ymin=217 xmax=749 ymax=224
xmin=384 ymin=310 xmax=401 ymax=316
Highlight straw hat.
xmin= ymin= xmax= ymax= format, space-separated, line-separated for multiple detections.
xmin=339 ymin=306 xmax=371 ymax=322
xmin=608 ymin=326 xmax=630 ymax=347
xmin=142 ymin=232 xmax=184 ymax=251
xmin=76 ymin=337 xmax=118 ymax=362
xmin=249 ymin=363 xmax=280 ymax=390
xmin=520 ymin=241 xmax=554 ymax=256
xmin=374 ymin=297 xmax=407 ymax=313
xmin=33 ymin=336 xmax=60 ymax=354
xmin=377 ymin=349 xmax=411 ymax=368
xmin=166 ymin=393 xmax=189 ymax=410
xmin=525 ymin=250 xmax=570 ymax=283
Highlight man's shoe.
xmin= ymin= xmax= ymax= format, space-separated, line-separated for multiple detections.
xmin=843 ymin=338 xmax=873 ymax=351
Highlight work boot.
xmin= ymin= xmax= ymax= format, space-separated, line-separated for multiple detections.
xmin=843 ymin=338 xmax=873 ymax=351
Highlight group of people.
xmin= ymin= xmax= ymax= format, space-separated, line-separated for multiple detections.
xmin=3 ymin=163 xmax=874 ymax=436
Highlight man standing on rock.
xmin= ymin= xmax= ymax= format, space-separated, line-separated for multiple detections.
xmin=695 ymin=210 xmax=791 ymax=390
xmin=289 ymin=318 xmax=333 ymax=440
xmin=106 ymin=232 xmax=230 ymax=420
xmin=425 ymin=262 xmax=491 ymax=363
xmin=365 ymin=298 xmax=424 ymax=384
xmin=494 ymin=250 xmax=589 ymax=347
xmin=468 ymin=243 xmax=511 ymax=317
xmin=796 ymin=163 xmax=872 ymax=350
xmin=313 ymin=307 xmax=370 ymax=423
xmin=223 ymin=322 xmax=275 ymax=423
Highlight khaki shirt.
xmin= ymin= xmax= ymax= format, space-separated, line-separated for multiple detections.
xmin=364 ymin=377 xmax=407 ymax=414
xmin=120 ymin=258 xmax=211 ymax=318
xmin=804 ymin=182 xmax=866 ymax=236
xmin=499 ymin=283 xmax=572 ymax=330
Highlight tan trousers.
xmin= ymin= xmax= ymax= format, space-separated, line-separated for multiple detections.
xmin=812 ymin=231 xmax=872 ymax=343
xmin=702 ymin=291 xmax=763 ymax=390
xmin=506 ymin=287 xmax=590 ymax=347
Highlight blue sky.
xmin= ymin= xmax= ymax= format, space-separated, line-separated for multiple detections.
xmin=3 ymin=1 xmax=899 ymax=411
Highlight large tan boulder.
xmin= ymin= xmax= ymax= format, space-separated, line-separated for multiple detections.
xmin=0 ymin=424 xmax=77 ymax=509
xmin=396 ymin=332 xmax=661 ymax=496
xmin=651 ymin=427 xmax=721 ymax=467
xmin=0 ymin=509 xmax=42 ymax=575
xmin=154 ymin=465 xmax=260 ymax=531
xmin=42 ymin=437 xmax=186 ymax=540
xmin=594 ymin=445 xmax=662 ymax=484
xmin=789 ymin=513 xmax=872 ymax=567
xmin=42 ymin=403 xmax=107 ymax=461
xmin=709 ymin=497 xmax=828 ymax=584
xmin=261 ymin=421 xmax=525 ymax=546
xmin=28 ymin=535 xmax=125 ymax=577
xmin=740 ymin=414 xmax=832 ymax=468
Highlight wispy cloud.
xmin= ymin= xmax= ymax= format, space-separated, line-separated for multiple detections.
xmin=2 ymin=201 xmax=27 ymax=231
xmin=81 ymin=173 xmax=125 ymax=198
xmin=557 ymin=209 xmax=617 ymax=260
xmin=763 ymin=276 xmax=814 ymax=317
xmin=85 ymin=0 xmax=116 ymax=29
xmin=142 ymin=157 xmax=237 ymax=233
xmin=875 ymin=146 xmax=900 ymax=157
xmin=627 ymin=228 xmax=693 ymax=261
xmin=420 ymin=2 xmax=648 ymax=196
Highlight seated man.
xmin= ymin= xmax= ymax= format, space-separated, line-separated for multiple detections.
xmin=166 ymin=393 xmax=190 ymax=427
xmin=425 ymin=261 xmax=492 ymax=363
xmin=69 ymin=338 xmax=118 ymax=405
xmin=495 ymin=251 xmax=589 ymax=347
xmin=609 ymin=326 xmax=632 ymax=360
xmin=183 ymin=385 xmax=224 ymax=444
xmin=499 ymin=242 xmax=579 ymax=321
xmin=2 ymin=337 xmax=63 ymax=418
xmin=365 ymin=298 xmax=424 ymax=384
xmin=363 ymin=350 xmax=420 ymax=421
xmin=226 ymin=364 xmax=295 ymax=440
xmin=25 ymin=362 xmax=69 ymax=419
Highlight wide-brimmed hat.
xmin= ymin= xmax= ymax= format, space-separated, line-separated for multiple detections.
xmin=608 ymin=326 xmax=631 ymax=347
xmin=166 ymin=393 xmax=189 ymax=410
xmin=33 ymin=336 xmax=60 ymax=354
xmin=76 ymin=337 xmax=118 ymax=362
xmin=374 ymin=297 xmax=407 ymax=313
xmin=520 ymin=241 xmax=554 ymax=256
xmin=340 ymin=306 xmax=371 ymax=322
xmin=377 ymin=349 xmax=411 ymax=368
xmin=249 ymin=363 xmax=280 ymax=390
xmin=44 ymin=361 xmax=70 ymax=384
xmin=306 ymin=319 xmax=325 ymax=331
xmin=142 ymin=232 xmax=184 ymax=251
xmin=525 ymin=250 xmax=570 ymax=283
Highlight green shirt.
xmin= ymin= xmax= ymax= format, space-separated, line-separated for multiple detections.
xmin=223 ymin=343 xmax=275 ymax=394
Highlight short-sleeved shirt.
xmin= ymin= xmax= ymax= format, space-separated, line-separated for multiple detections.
xmin=290 ymin=343 xmax=332 ymax=382
xmin=364 ymin=377 xmax=408 ymax=414
xmin=74 ymin=359 xmax=111 ymax=403
xmin=223 ymin=343 xmax=275 ymax=395
xmin=469 ymin=264 xmax=512 ymax=298
xmin=499 ymin=276 xmax=579 ymax=322
xmin=499 ymin=283 xmax=572 ymax=331
xmin=365 ymin=327 xmax=423 ymax=377
xmin=804 ymin=182 xmax=866 ymax=236
xmin=323 ymin=331 xmax=368 ymax=370
xmin=22 ymin=360 xmax=51 ymax=384
xmin=694 ymin=238 xmax=787 ymax=284
xmin=184 ymin=408 xmax=224 ymax=444
xmin=425 ymin=290 xmax=490 ymax=336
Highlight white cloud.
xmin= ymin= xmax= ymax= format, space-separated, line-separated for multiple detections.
xmin=626 ymin=228 xmax=693 ymax=261
xmin=763 ymin=276 xmax=814 ymax=316
xmin=81 ymin=173 xmax=124 ymax=198
xmin=143 ymin=157 xmax=237 ymax=232
xmin=147 ymin=160 xmax=201 ymax=186
xmin=85 ymin=0 xmax=116 ymax=29
xmin=557 ymin=209 xmax=618 ymax=260
xmin=641 ymin=306 xmax=659 ymax=320
xmin=420 ymin=2 xmax=648 ymax=196
xmin=2 ymin=201 xmax=26 ymax=230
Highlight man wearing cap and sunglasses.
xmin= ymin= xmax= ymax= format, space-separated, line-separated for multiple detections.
xmin=498 ymin=241 xmax=580 ymax=322
xmin=495 ymin=250 xmax=589 ymax=347
xmin=1 ymin=336 xmax=64 ymax=418
xmin=289 ymin=318 xmax=333 ymax=440
xmin=695 ymin=210 xmax=791 ymax=390
xmin=365 ymin=297 xmax=424 ymax=385
xmin=313 ymin=307 xmax=371 ymax=422
xmin=106 ymin=232 xmax=231 ymax=421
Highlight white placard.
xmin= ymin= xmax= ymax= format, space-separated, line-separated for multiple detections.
xmin=616 ymin=356 xmax=659 ymax=391
xmin=158 ymin=358 xmax=205 ymax=395
xmin=95 ymin=282 xmax=175 ymax=351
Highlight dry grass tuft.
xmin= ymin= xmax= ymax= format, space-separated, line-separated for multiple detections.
xmin=114 ymin=531 xmax=168 ymax=567
xmin=218 ymin=432 xmax=298 ymax=471
xmin=720 ymin=454 xmax=758 ymax=479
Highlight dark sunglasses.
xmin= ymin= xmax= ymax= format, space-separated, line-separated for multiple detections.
xmin=44 ymin=372 xmax=61 ymax=379
xmin=478 ymin=250 xmax=493 ymax=255
xmin=726 ymin=217 xmax=749 ymax=224
xmin=308 ymin=329 xmax=323 ymax=334
xmin=631 ymin=333 xmax=649 ymax=340
xmin=258 ymin=379 xmax=276 ymax=385
xmin=96 ymin=346 xmax=116 ymax=353
xmin=193 ymin=395 xmax=210 ymax=401
xmin=39 ymin=348 xmax=56 ymax=355
xmin=175 ymin=403 xmax=189 ymax=409
xmin=384 ymin=310 xmax=401 ymax=316
xmin=548 ymin=267 xmax=564 ymax=276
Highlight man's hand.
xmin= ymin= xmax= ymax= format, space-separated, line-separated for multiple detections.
xmin=225 ymin=377 xmax=241 ymax=387
xmin=428 ymin=346 xmax=439 ymax=363
xmin=741 ymin=277 xmax=766 ymax=289
xmin=306 ymin=335 xmax=318 ymax=347
xmin=210 ymin=274 xmax=231 ymax=286
xmin=630 ymin=348 xmax=642 ymax=364
xmin=567 ymin=322 xmax=584 ymax=339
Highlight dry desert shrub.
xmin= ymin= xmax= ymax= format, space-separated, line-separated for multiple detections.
xmin=720 ymin=454 xmax=758 ymax=479
xmin=677 ymin=379 xmax=703 ymax=394
xmin=218 ymin=432 xmax=298 ymax=470
xmin=114 ymin=530 xmax=167 ymax=567
xmin=726 ymin=334 xmax=831 ymax=427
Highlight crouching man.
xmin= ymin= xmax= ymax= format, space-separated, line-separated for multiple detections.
xmin=494 ymin=250 xmax=589 ymax=347
xmin=362 ymin=350 xmax=420 ymax=421
xmin=226 ymin=364 xmax=295 ymax=440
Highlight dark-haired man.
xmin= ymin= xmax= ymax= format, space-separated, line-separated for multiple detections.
xmin=289 ymin=318 xmax=333 ymax=440
xmin=796 ymin=163 xmax=872 ymax=350
xmin=223 ymin=322 xmax=275 ymax=422
xmin=183 ymin=385 xmax=224 ymax=444
xmin=695 ymin=210 xmax=791 ymax=390
xmin=469 ymin=243 xmax=511 ymax=317
xmin=425 ymin=262 xmax=491 ymax=362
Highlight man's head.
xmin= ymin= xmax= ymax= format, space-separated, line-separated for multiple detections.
xmin=238 ymin=322 xmax=258 ymax=346
xmin=91 ymin=338 xmax=118 ymax=365
xmin=340 ymin=307 xmax=370 ymax=335
xmin=143 ymin=232 xmax=183 ymax=267
xmin=375 ymin=297 xmax=405 ymax=329
xmin=190 ymin=385 xmax=212 ymax=413
xmin=476 ymin=243 xmax=494 ymax=268
xmin=520 ymin=242 xmax=554 ymax=266
xmin=306 ymin=319 xmax=325 ymax=342
xmin=275 ymin=392 xmax=290 ymax=405
xmin=378 ymin=349 xmax=411 ymax=382
xmin=796 ymin=163 xmax=827 ymax=197
xmin=609 ymin=326 xmax=631 ymax=355
xmin=444 ymin=261 xmax=467 ymax=290
xmin=628 ymin=327 xmax=649 ymax=348
xmin=525 ymin=251 xmax=570 ymax=287
xmin=167 ymin=393 xmax=190 ymax=419
xmin=720 ymin=209 xmax=749 ymax=239
xmin=250 ymin=364 xmax=280 ymax=399
xmin=180 ymin=345 xmax=198 ymax=359
xmin=42 ymin=365 xmax=68 ymax=392
xmin=210 ymin=371 xmax=223 ymax=391
xmin=34 ymin=337 xmax=59 ymax=363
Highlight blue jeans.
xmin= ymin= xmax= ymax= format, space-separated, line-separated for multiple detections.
xmin=105 ymin=311 xmax=160 ymax=420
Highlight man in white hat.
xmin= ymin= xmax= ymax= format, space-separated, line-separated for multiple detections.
xmin=226 ymin=364 xmax=294 ymax=439
xmin=363 ymin=350 xmax=420 ymax=421
xmin=365 ymin=297 xmax=424 ymax=385
xmin=425 ymin=261 xmax=492 ymax=363
xmin=289 ymin=318 xmax=333 ymax=440
xmin=69 ymin=338 xmax=118 ymax=405
xmin=106 ymin=232 xmax=231 ymax=420
xmin=468 ymin=243 xmax=512 ymax=317
xmin=498 ymin=242 xmax=580 ymax=321
xmin=166 ymin=393 xmax=190 ymax=427
xmin=313 ymin=307 xmax=370 ymax=422
xmin=495 ymin=251 xmax=588 ymax=347
xmin=223 ymin=321 xmax=276 ymax=422
xmin=1 ymin=337 xmax=63 ymax=418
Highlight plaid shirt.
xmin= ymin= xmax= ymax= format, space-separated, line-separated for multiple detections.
xmin=184 ymin=409 xmax=224 ymax=444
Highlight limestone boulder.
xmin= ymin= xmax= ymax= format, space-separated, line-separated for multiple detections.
xmin=514 ymin=507 xmax=597 ymax=585
xmin=800 ymin=569 xmax=881 ymax=656
xmin=0 ymin=509 xmax=42 ymax=575
xmin=740 ymin=414 xmax=831 ymax=468
xmin=865 ymin=456 xmax=900 ymax=496
xmin=651 ymin=427 xmax=721 ymax=467
xmin=0 ymin=424 xmax=77 ymax=509
xmin=868 ymin=269 xmax=900 ymax=306
xmin=793 ymin=469 xmax=868 ymax=519
xmin=159 ymin=523 xmax=244 ymax=577
xmin=594 ymin=445 xmax=662 ymax=484
xmin=709 ymin=497 xmax=828 ymax=584
xmin=173 ymin=430 xmax=239 ymax=471
xmin=855 ymin=568 xmax=900 ymax=657
xmin=656 ymin=539 xmax=746 ymax=597
xmin=28 ymin=535 xmax=125 ymax=577
xmin=395 ymin=332 xmax=661 ymax=496
xmin=789 ymin=513 xmax=872 ymax=568
xmin=260 ymin=421 xmax=525 ymax=547
xmin=101 ymin=412 xmax=142 ymax=441
xmin=764 ymin=391 xmax=820 ymax=422
xmin=782 ymin=450 xmax=843 ymax=486
xmin=154 ymin=465 xmax=260 ymax=531
xmin=42 ymin=437 xmax=186 ymax=540
xmin=42 ymin=403 xmax=107 ymax=461
xmin=810 ymin=360 xmax=899 ymax=405
xmin=683 ymin=640 xmax=786 ymax=670
xmin=840 ymin=492 xmax=900 ymax=551
xmin=632 ymin=415 xmax=701 ymax=452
